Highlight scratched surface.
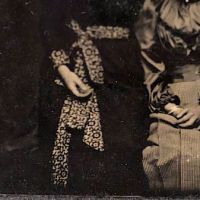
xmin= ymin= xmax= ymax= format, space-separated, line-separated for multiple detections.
xmin=0 ymin=0 xmax=149 ymax=196
xmin=1 ymin=1 xmax=200 ymax=198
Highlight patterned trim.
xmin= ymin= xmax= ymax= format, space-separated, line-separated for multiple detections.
xmin=52 ymin=93 xmax=103 ymax=186
xmin=72 ymin=38 xmax=104 ymax=84
xmin=86 ymin=25 xmax=129 ymax=39
xmin=69 ymin=20 xmax=104 ymax=84
xmin=51 ymin=49 xmax=70 ymax=69
xmin=51 ymin=20 xmax=130 ymax=186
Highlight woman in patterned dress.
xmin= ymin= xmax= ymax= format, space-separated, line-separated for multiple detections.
xmin=135 ymin=0 xmax=200 ymax=193
xmin=40 ymin=0 xmax=148 ymax=195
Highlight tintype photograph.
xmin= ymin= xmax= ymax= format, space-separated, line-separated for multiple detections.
xmin=1 ymin=0 xmax=200 ymax=198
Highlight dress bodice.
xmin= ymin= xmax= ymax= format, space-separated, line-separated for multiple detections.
xmin=136 ymin=0 xmax=200 ymax=66
xmin=157 ymin=0 xmax=200 ymax=65
xmin=135 ymin=0 xmax=200 ymax=112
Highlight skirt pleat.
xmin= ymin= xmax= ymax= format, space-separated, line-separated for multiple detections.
xmin=143 ymin=80 xmax=200 ymax=191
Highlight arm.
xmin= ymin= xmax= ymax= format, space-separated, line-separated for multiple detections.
xmin=135 ymin=0 xmax=180 ymax=113
xmin=41 ymin=0 xmax=92 ymax=97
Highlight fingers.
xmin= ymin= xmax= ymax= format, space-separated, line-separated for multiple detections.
xmin=62 ymin=71 xmax=94 ymax=97
xmin=176 ymin=112 xmax=194 ymax=124
xmin=150 ymin=113 xmax=178 ymax=125
xmin=164 ymin=103 xmax=184 ymax=118
xmin=174 ymin=107 xmax=200 ymax=128
xmin=80 ymin=88 xmax=93 ymax=97
xmin=68 ymin=79 xmax=93 ymax=97
xmin=74 ymin=78 xmax=93 ymax=97
xmin=164 ymin=106 xmax=200 ymax=128
xmin=178 ymin=116 xmax=197 ymax=128
xmin=68 ymin=83 xmax=81 ymax=96
xmin=176 ymin=108 xmax=197 ymax=128
xmin=74 ymin=76 xmax=94 ymax=96
xmin=68 ymin=83 xmax=91 ymax=97
xmin=176 ymin=108 xmax=189 ymax=119
xmin=74 ymin=77 xmax=89 ymax=91
xmin=170 ymin=107 xmax=184 ymax=118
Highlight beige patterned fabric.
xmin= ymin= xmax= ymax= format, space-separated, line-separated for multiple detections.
xmin=50 ymin=20 xmax=129 ymax=186
xmin=143 ymin=80 xmax=200 ymax=191
xmin=136 ymin=0 xmax=200 ymax=192
xmin=135 ymin=0 xmax=200 ymax=112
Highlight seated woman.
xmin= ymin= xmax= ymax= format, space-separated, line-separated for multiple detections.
xmin=136 ymin=0 xmax=200 ymax=193
xmin=40 ymin=0 xmax=148 ymax=195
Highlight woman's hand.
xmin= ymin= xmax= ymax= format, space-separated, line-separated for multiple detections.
xmin=164 ymin=103 xmax=184 ymax=117
xmin=176 ymin=107 xmax=200 ymax=128
xmin=58 ymin=65 xmax=93 ymax=97
xmin=164 ymin=103 xmax=200 ymax=128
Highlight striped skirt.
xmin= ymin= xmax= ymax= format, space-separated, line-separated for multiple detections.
xmin=143 ymin=80 xmax=200 ymax=192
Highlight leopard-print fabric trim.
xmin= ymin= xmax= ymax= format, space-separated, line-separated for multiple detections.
xmin=51 ymin=49 xmax=70 ymax=69
xmin=52 ymin=93 xmax=103 ymax=186
xmin=51 ymin=20 xmax=130 ymax=186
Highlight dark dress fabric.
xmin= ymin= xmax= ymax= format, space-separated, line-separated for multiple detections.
xmin=0 ymin=0 xmax=51 ymax=194
xmin=0 ymin=0 xmax=42 ymax=153
xmin=40 ymin=0 xmax=149 ymax=195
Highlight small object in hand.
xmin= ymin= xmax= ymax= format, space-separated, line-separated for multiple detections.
xmin=165 ymin=103 xmax=184 ymax=117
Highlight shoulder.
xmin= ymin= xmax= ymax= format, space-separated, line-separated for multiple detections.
xmin=135 ymin=0 xmax=165 ymax=49
xmin=136 ymin=0 xmax=165 ymax=24
xmin=142 ymin=0 xmax=164 ymax=11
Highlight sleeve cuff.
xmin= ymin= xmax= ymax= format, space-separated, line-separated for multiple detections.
xmin=50 ymin=49 xmax=70 ymax=70
xmin=151 ymin=86 xmax=180 ymax=113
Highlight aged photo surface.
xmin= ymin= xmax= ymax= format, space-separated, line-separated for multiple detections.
xmin=1 ymin=0 xmax=200 ymax=198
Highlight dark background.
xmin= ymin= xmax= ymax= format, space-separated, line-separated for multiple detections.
xmin=0 ymin=0 xmax=147 ymax=195
xmin=0 ymin=0 xmax=144 ymax=154
xmin=0 ymin=0 xmax=47 ymax=194
xmin=0 ymin=0 xmax=42 ymax=153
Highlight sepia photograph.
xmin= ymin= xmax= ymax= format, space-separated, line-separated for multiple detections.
xmin=1 ymin=0 xmax=200 ymax=199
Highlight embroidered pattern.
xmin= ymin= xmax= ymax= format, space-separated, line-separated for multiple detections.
xmin=51 ymin=49 xmax=70 ymax=69
xmin=70 ymin=20 xmax=104 ymax=84
xmin=86 ymin=25 xmax=129 ymax=39
xmin=51 ymin=20 xmax=130 ymax=186
xmin=52 ymin=93 xmax=103 ymax=186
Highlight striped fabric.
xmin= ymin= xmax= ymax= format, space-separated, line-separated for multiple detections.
xmin=143 ymin=80 xmax=200 ymax=191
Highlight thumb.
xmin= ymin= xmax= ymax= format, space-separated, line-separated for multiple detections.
xmin=75 ymin=77 xmax=89 ymax=91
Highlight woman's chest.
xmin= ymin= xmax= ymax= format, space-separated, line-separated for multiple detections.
xmin=156 ymin=0 xmax=200 ymax=57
